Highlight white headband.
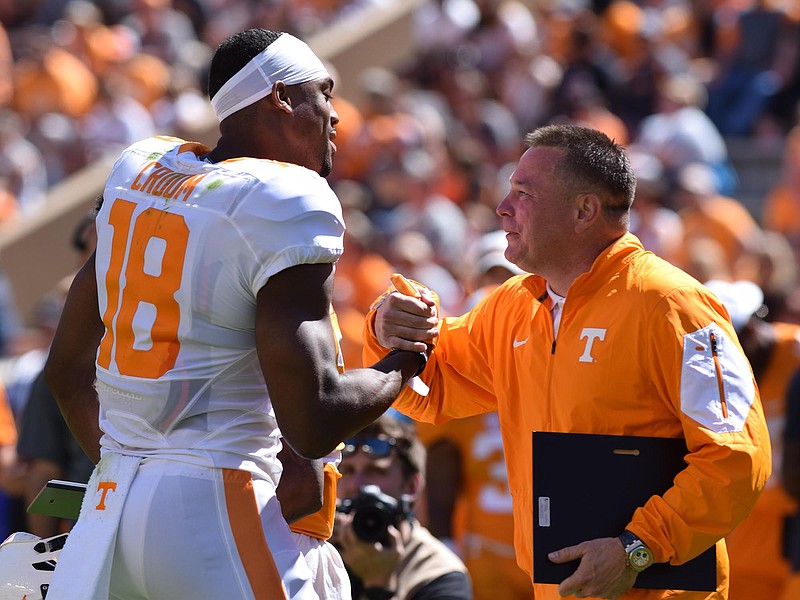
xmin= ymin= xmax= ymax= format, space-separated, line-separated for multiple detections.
xmin=210 ymin=33 xmax=330 ymax=122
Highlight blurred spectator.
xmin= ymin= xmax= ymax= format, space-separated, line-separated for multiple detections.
xmin=0 ymin=110 xmax=48 ymax=216
xmin=121 ymin=0 xmax=199 ymax=65
xmin=441 ymin=68 xmax=521 ymax=170
xmin=0 ymin=264 xmax=22 ymax=362
xmin=0 ymin=380 xmax=17 ymax=539
xmin=783 ymin=365 xmax=800 ymax=600
xmin=551 ymin=14 xmax=614 ymax=125
xmin=635 ymin=72 xmax=737 ymax=196
xmin=332 ymin=413 xmax=472 ymax=600
xmin=412 ymin=0 xmax=479 ymax=53
xmin=763 ymin=121 xmax=800 ymax=257
xmin=672 ymin=161 xmax=763 ymax=280
xmin=114 ymin=52 xmax=173 ymax=113
xmin=27 ymin=112 xmax=87 ymax=187
xmin=559 ymin=80 xmax=629 ymax=146
xmin=0 ymin=203 xmax=98 ymax=539
xmin=0 ymin=20 xmax=13 ymax=107
xmin=386 ymin=230 xmax=464 ymax=315
xmin=496 ymin=46 xmax=559 ymax=136
xmin=741 ymin=230 xmax=800 ymax=324
xmin=682 ymin=237 xmax=733 ymax=287
xmin=0 ymin=177 xmax=19 ymax=225
xmin=596 ymin=0 xmax=661 ymax=131
xmin=11 ymin=368 xmax=94 ymax=538
xmin=349 ymin=66 xmax=416 ymax=178
xmin=79 ymin=76 xmax=156 ymax=162
xmin=54 ymin=1 xmax=138 ymax=80
xmin=3 ymin=288 xmax=65 ymax=388
xmin=706 ymin=278 xmax=800 ymax=600
xmin=12 ymin=32 xmax=98 ymax=121
xmin=627 ymin=149 xmax=684 ymax=266
xmin=0 ymin=201 xmax=97 ymax=425
xmin=461 ymin=229 xmax=523 ymax=311
xmin=419 ymin=413 xmax=529 ymax=600
xmin=150 ymin=62 xmax=217 ymax=138
xmin=706 ymin=0 xmax=798 ymax=137
xmin=331 ymin=181 xmax=395 ymax=369
xmin=401 ymin=148 xmax=471 ymax=268
xmin=466 ymin=0 xmax=538 ymax=84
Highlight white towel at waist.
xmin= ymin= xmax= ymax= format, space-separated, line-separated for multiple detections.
xmin=47 ymin=452 xmax=142 ymax=600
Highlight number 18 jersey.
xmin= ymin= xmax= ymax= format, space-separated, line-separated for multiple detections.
xmin=94 ymin=136 xmax=345 ymax=484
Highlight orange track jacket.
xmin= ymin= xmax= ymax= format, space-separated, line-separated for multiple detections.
xmin=364 ymin=233 xmax=771 ymax=600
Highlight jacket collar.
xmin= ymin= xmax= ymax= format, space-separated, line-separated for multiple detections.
xmin=520 ymin=232 xmax=644 ymax=301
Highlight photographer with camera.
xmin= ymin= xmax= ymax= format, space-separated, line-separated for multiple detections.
xmin=332 ymin=413 xmax=472 ymax=600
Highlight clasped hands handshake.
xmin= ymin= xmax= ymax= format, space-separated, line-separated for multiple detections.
xmin=374 ymin=275 xmax=439 ymax=356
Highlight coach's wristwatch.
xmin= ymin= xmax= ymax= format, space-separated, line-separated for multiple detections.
xmin=619 ymin=530 xmax=654 ymax=573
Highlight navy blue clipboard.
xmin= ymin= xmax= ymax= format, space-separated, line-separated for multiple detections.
xmin=532 ymin=431 xmax=716 ymax=591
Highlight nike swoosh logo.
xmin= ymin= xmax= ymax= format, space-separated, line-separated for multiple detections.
xmin=513 ymin=338 xmax=528 ymax=348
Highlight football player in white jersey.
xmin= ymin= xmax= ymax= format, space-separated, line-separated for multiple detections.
xmin=43 ymin=28 xmax=436 ymax=600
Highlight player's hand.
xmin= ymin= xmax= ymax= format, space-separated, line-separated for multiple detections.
xmin=548 ymin=536 xmax=637 ymax=599
xmin=375 ymin=287 xmax=438 ymax=353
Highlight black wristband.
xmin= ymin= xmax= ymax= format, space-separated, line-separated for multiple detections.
xmin=363 ymin=588 xmax=396 ymax=600
xmin=387 ymin=347 xmax=428 ymax=377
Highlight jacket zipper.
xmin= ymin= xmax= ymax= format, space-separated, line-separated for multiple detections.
xmin=709 ymin=332 xmax=728 ymax=419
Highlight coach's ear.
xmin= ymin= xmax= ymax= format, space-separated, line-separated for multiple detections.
xmin=574 ymin=192 xmax=602 ymax=233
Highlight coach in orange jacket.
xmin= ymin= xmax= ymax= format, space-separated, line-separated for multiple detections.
xmin=363 ymin=125 xmax=771 ymax=600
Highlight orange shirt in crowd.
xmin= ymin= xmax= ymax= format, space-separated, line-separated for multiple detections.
xmin=417 ymin=414 xmax=531 ymax=600
xmin=726 ymin=321 xmax=800 ymax=599
xmin=0 ymin=22 xmax=13 ymax=106
xmin=13 ymin=46 xmax=97 ymax=119
xmin=763 ymin=184 xmax=800 ymax=242
xmin=762 ymin=126 xmax=800 ymax=245
xmin=678 ymin=194 xmax=762 ymax=277
xmin=0 ymin=384 xmax=15 ymax=448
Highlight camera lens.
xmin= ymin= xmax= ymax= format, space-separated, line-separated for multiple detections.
xmin=352 ymin=504 xmax=394 ymax=543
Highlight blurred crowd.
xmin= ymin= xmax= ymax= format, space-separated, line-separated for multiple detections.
xmin=0 ymin=1 xmax=798 ymax=325
xmin=0 ymin=0 xmax=798 ymax=597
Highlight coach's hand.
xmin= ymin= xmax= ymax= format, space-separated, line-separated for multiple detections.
xmin=548 ymin=536 xmax=637 ymax=599
xmin=374 ymin=289 xmax=438 ymax=353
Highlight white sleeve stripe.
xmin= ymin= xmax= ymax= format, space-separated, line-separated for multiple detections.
xmin=680 ymin=323 xmax=756 ymax=433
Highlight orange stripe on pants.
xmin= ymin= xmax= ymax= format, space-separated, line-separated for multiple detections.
xmin=222 ymin=468 xmax=288 ymax=600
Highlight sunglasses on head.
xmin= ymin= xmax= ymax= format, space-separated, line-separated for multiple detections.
xmin=343 ymin=436 xmax=397 ymax=459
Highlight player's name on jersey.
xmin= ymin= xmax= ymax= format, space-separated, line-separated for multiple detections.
xmin=132 ymin=161 xmax=209 ymax=202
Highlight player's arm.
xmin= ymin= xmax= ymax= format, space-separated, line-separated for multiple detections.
xmin=256 ymin=262 xmax=434 ymax=459
xmin=43 ymin=252 xmax=104 ymax=464
xmin=277 ymin=441 xmax=323 ymax=523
